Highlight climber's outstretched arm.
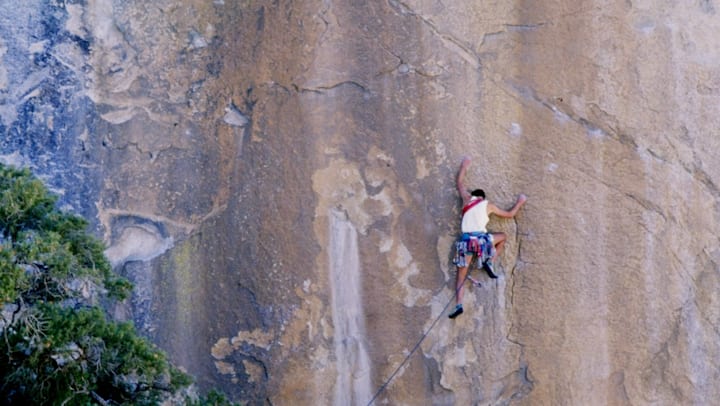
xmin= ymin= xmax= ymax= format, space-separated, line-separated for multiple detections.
xmin=488 ymin=194 xmax=527 ymax=218
xmin=456 ymin=157 xmax=472 ymax=204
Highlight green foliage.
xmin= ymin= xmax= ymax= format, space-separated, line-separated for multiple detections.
xmin=0 ymin=166 xmax=57 ymax=241
xmin=187 ymin=389 xmax=241 ymax=406
xmin=0 ymin=166 xmax=130 ymax=305
xmin=0 ymin=164 xmax=235 ymax=405
xmin=0 ymin=249 xmax=27 ymax=303
xmin=0 ymin=304 xmax=192 ymax=405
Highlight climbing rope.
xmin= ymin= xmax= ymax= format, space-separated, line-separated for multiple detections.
xmin=365 ymin=273 xmax=473 ymax=406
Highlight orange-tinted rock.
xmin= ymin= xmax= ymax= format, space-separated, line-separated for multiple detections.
xmin=2 ymin=0 xmax=720 ymax=404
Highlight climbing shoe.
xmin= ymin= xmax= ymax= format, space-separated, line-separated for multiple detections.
xmin=448 ymin=304 xmax=464 ymax=319
xmin=483 ymin=261 xmax=498 ymax=279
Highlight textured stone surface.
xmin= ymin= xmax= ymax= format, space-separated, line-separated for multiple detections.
xmin=2 ymin=0 xmax=720 ymax=404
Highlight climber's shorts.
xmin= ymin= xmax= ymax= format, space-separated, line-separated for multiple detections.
xmin=452 ymin=232 xmax=495 ymax=268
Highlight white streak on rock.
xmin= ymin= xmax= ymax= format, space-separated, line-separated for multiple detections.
xmin=329 ymin=209 xmax=372 ymax=406
xmin=510 ymin=122 xmax=523 ymax=136
xmin=224 ymin=102 xmax=249 ymax=127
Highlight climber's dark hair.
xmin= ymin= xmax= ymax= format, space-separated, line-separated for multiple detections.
xmin=471 ymin=189 xmax=485 ymax=198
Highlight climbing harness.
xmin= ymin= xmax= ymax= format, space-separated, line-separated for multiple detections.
xmin=453 ymin=232 xmax=495 ymax=269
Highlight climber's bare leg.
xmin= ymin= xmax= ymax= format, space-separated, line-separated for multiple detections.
xmin=454 ymin=263 xmax=469 ymax=305
xmin=449 ymin=255 xmax=473 ymax=318
xmin=490 ymin=232 xmax=506 ymax=263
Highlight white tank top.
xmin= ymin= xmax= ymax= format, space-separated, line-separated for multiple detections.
xmin=461 ymin=198 xmax=489 ymax=233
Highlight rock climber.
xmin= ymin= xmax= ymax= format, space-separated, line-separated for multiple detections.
xmin=448 ymin=157 xmax=527 ymax=319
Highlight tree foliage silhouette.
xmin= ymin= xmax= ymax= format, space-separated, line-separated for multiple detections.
xmin=0 ymin=164 xmax=234 ymax=405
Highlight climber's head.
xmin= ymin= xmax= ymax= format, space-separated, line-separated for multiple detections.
xmin=471 ymin=189 xmax=485 ymax=199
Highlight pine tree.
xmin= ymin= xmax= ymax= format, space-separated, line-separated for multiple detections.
xmin=0 ymin=164 xmax=235 ymax=405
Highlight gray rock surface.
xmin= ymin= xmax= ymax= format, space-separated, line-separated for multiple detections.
xmin=2 ymin=0 xmax=720 ymax=404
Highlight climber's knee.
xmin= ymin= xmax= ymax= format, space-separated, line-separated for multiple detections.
xmin=491 ymin=232 xmax=506 ymax=245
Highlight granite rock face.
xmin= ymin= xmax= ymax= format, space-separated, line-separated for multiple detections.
xmin=2 ymin=0 xmax=720 ymax=404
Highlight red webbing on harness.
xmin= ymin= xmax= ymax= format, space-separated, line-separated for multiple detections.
xmin=461 ymin=198 xmax=483 ymax=216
